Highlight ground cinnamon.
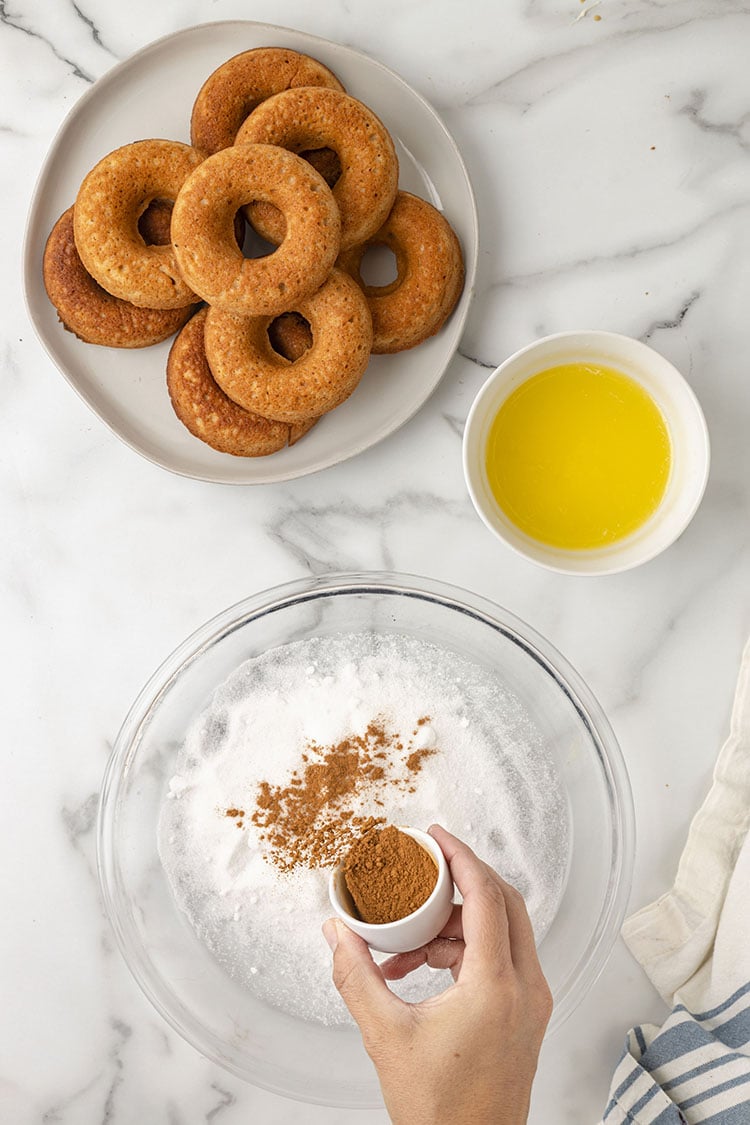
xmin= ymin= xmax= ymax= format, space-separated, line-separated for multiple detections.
xmin=242 ymin=718 xmax=438 ymax=873
xmin=343 ymin=825 xmax=438 ymax=924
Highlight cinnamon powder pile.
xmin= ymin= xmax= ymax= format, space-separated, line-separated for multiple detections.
xmin=343 ymin=825 xmax=438 ymax=924
xmin=242 ymin=718 xmax=437 ymax=873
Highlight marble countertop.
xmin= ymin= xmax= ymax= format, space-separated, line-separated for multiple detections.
xmin=4 ymin=1 xmax=750 ymax=1122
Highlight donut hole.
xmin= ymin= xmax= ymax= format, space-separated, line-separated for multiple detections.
xmin=300 ymin=147 xmax=342 ymax=188
xmin=138 ymin=199 xmax=174 ymax=246
xmin=231 ymin=209 xmax=248 ymax=250
xmin=359 ymin=244 xmax=400 ymax=292
xmin=267 ymin=312 xmax=313 ymax=363
xmin=240 ymin=211 xmax=278 ymax=259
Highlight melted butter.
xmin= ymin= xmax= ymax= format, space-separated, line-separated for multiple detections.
xmin=485 ymin=362 xmax=672 ymax=550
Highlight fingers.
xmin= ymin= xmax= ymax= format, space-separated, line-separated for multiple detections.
xmin=438 ymin=902 xmax=464 ymax=940
xmin=380 ymin=937 xmax=465 ymax=982
xmin=427 ymin=825 xmax=512 ymax=981
xmin=438 ymin=871 xmax=540 ymax=983
xmin=323 ymin=918 xmax=404 ymax=1034
xmin=430 ymin=824 xmax=546 ymax=986
xmin=492 ymin=873 xmax=543 ymax=982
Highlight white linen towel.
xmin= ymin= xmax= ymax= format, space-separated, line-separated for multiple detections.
xmin=602 ymin=637 xmax=750 ymax=1124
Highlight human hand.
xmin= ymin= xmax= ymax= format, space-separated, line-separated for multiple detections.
xmin=322 ymin=825 xmax=552 ymax=1125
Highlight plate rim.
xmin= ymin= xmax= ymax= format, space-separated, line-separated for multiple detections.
xmin=23 ymin=19 xmax=479 ymax=486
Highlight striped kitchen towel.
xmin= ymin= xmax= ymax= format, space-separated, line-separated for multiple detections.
xmin=602 ymin=637 xmax=750 ymax=1124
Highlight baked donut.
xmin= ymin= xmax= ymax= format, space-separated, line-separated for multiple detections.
xmin=137 ymin=198 xmax=247 ymax=251
xmin=74 ymin=139 xmax=204 ymax=309
xmin=204 ymin=268 xmax=372 ymax=423
xmin=167 ymin=308 xmax=316 ymax=456
xmin=235 ymin=87 xmax=398 ymax=251
xmin=271 ymin=310 xmax=318 ymax=444
xmin=247 ymin=146 xmax=342 ymax=246
xmin=337 ymin=191 xmax=465 ymax=353
xmin=190 ymin=47 xmax=345 ymax=155
xmin=43 ymin=207 xmax=195 ymax=348
xmin=171 ymin=143 xmax=340 ymax=317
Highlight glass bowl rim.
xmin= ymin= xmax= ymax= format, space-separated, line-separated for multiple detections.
xmin=97 ymin=570 xmax=635 ymax=1098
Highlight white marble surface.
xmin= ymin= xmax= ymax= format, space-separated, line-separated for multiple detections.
xmin=3 ymin=1 xmax=750 ymax=1122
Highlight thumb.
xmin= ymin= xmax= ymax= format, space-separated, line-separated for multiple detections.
xmin=323 ymin=918 xmax=402 ymax=1034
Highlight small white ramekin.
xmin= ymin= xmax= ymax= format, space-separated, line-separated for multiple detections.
xmin=462 ymin=330 xmax=710 ymax=576
xmin=328 ymin=827 xmax=454 ymax=954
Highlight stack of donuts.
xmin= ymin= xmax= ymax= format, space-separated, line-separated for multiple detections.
xmin=43 ymin=47 xmax=465 ymax=458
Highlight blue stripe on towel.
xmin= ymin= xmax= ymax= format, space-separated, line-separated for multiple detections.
xmin=712 ymin=1008 xmax=750 ymax=1050
xmin=639 ymin=1018 xmax=716 ymax=1070
xmin=602 ymin=1046 xmax=685 ymax=1123
xmin=661 ymin=1050 xmax=740 ymax=1092
xmin=693 ymin=983 xmax=750 ymax=1023
xmin=601 ymin=984 xmax=750 ymax=1123
xmin=679 ymin=1071 xmax=750 ymax=1111
xmin=612 ymin=1064 xmax=645 ymax=1102
xmin=698 ymin=1104 xmax=750 ymax=1125
xmin=651 ymin=1108 xmax=685 ymax=1124
xmin=628 ymin=1084 xmax=661 ymax=1118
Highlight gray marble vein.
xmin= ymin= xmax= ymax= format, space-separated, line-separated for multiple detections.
xmin=4 ymin=2 xmax=750 ymax=1124
xmin=0 ymin=0 xmax=95 ymax=82
xmin=467 ymin=5 xmax=750 ymax=109
xmin=680 ymin=87 xmax=750 ymax=153
xmin=640 ymin=290 xmax=700 ymax=342
xmin=69 ymin=0 xmax=111 ymax=54
xmin=457 ymin=345 xmax=498 ymax=370
xmin=478 ymin=201 xmax=750 ymax=293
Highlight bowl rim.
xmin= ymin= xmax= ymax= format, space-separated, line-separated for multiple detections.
xmin=462 ymin=330 xmax=711 ymax=576
xmin=97 ymin=570 xmax=635 ymax=1098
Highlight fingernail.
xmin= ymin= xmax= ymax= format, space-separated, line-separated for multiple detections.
xmin=322 ymin=919 xmax=339 ymax=951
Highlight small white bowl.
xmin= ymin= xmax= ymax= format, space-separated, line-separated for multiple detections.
xmin=462 ymin=330 xmax=710 ymax=576
xmin=329 ymin=827 xmax=454 ymax=954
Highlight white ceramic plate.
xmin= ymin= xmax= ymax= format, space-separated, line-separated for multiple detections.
xmin=23 ymin=21 xmax=478 ymax=484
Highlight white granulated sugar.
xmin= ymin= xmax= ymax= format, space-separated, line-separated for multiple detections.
xmin=158 ymin=632 xmax=570 ymax=1026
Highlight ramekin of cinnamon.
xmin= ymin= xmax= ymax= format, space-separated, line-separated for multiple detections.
xmin=328 ymin=825 xmax=454 ymax=954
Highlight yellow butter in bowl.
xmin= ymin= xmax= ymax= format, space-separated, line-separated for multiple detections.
xmin=462 ymin=331 xmax=710 ymax=575
xmin=485 ymin=362 xmax=672 ymax=550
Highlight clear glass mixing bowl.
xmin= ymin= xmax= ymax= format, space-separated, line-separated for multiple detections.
xmin=97 ymin=572 xmax=634 ymax=1108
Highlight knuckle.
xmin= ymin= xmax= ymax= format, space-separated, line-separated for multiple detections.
xmin=504 ymin=882 xmax=524 ymax=907
xmin=537 ymin=979 xmax=554 ymax=1023
xmin=479 ymin=875 xmax=508 ymax=913
xmin=524 ymin=977 xmax=553 ymax=1033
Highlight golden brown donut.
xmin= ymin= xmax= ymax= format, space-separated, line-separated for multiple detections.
xmin=204 ymin=268 xmax=372 ymax=423
xmin=337 ymin=191 xmax=465 ymax=354
xmin=137 ymin=198 xmax=247 ymax=250
xmin=248 ymin=146 xmax=341 ymax=246
xmin=43 ymin=207 xmax=195 ymax=349
xmin=167 ymin=308 xmax=316 ymax=456
xmin=190 ymin=47 xmax=345 ymax=155
xmin=171 ymin=143 xmax=340 ymax=317
xmin=288 ymin=417 xmax=318 ymax=446
xmin=74 ymin=139 xmax=204 ymax=310
xmin=235 ymin=87 xmax=398 ymax=251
